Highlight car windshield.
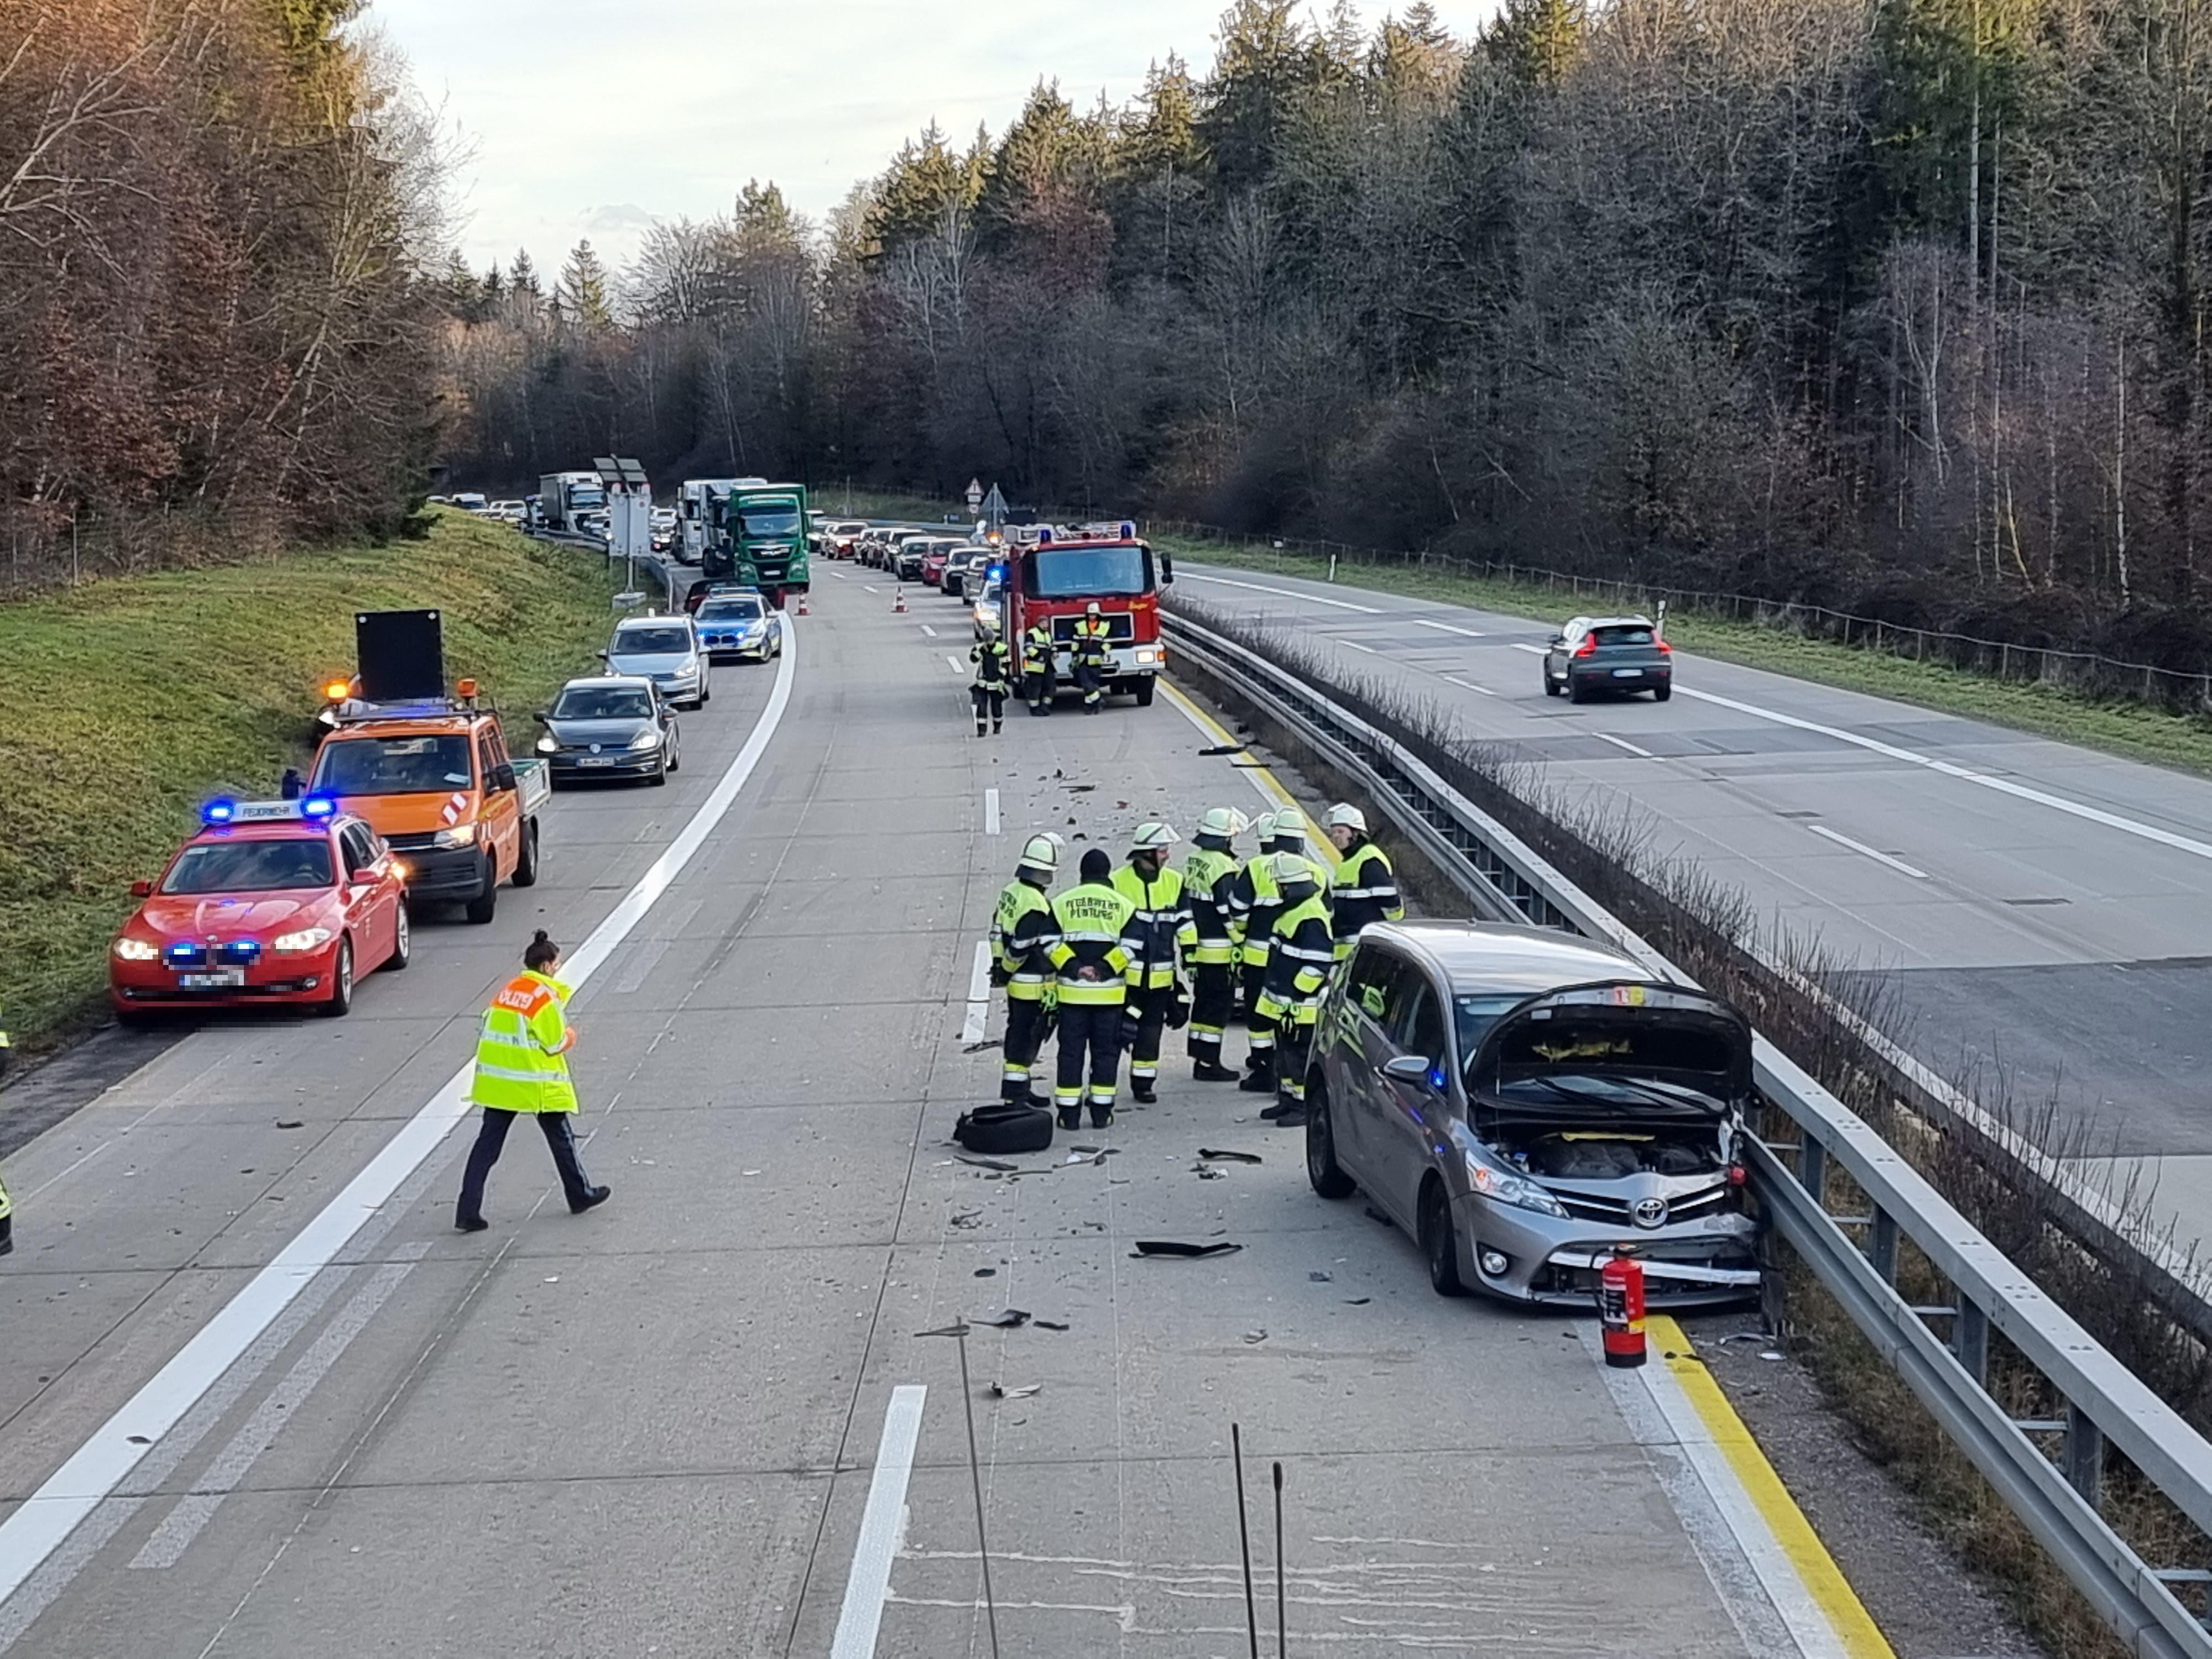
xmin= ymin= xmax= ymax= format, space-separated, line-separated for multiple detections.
xmin=163 ymin=838 xmax=334 ymax=894
xmin=312 ymin=734 xmax=474 ymax=795
xmin=613 ymin=627 xmax=690 ymax=654
xmin=698 ymin=597 xmax=764 ymax=622
xmin=1591 ymin=625 xmax=1655 ymax=646
xmin=738 ymin=505 xmax=801 ymax=538
xmin=1026 ymin=545 xmax=1148 ymax=598
xmin=571 ymin=487 xmax=605 ymax=509
xmin=554 ymin=686 xmax=653 ymax=719
xmin=1453 ymin=994 xmax=1525 ymax=1056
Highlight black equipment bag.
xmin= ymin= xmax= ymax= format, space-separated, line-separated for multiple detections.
xmin=954 ymin=1101 xmax=1054 ymax=1156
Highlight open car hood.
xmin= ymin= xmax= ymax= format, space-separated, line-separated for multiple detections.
xmin=1466 ymin=979 xmax=1752 ymax=1130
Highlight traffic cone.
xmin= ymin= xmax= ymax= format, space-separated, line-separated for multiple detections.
xmin=796 ymin=591 xmax=811 ymax=617
xmin=893 ymin=587 xmax=906 ymax=613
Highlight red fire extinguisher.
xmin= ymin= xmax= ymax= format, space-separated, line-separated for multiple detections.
xmin=1599 ymin=1250 xmax=1647 ymax=1369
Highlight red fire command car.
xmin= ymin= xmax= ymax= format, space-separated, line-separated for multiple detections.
xmin=108 ymin=797 xmax=410 ymax=1020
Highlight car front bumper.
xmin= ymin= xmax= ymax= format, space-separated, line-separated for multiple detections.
xmin=111 ymin=942 xmax=344 ymax=1009
xmin=548 ymin=749 xmax=664 ymax=780
xmin=1457 ymin=1193 xmax=1759 ymax=1308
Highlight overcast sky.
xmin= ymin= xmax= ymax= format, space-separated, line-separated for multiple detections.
xmin=369 ymin=1 xmax=1501 ymax=279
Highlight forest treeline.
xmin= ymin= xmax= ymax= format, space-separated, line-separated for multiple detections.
xmin=440 ymin=0 xmax=2212 ymax=668
xmin=0 ymin=0 xmax=442 ymax=586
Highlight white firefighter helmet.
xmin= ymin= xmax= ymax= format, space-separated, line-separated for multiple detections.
xmin=1197 ymin=806 xmax=1247 ymax=840
xmin=1249 ymin=810 xmax=1279 ymax=844
xmin=1326 ymin=802 xmax=1368 ymax=834
xmin=1018 ymin=833 xmax=1060 ymax=874
xmin=1130 ymin=821 xmax=1180 ymax=852
xmin=1269 ymin=808 xmax=1308 ymax=845
xmin=1271 ymin=852 xmax=1316 ymax=886
xmin=1085 ymin=601 xmax=1101 ymax=616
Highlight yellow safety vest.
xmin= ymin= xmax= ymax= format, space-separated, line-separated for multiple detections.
xmin=992 ymin=880 xmax=1057 ymax=1003
xmin=1073 ymin=618 xmax=1112 ymax=665
xmin=1183 ymin=846 xmax=1240 ymax=965
xmin=1047 ymin=882 xmax=1136 ymax=1005
xmin=469 ymin=971 xmax=578 ymax=1113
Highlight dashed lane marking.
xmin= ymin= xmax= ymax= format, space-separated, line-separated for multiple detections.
xmin=945 ymin=655 xmax=966 ymax=674
xmin=984 ymin=788 xmax=1000 ymax=836
xmin=1342 ymin=640 xmax=1379 ymax=655
xmin=1806 ymin=823 xmax=1929 ymax=880
xmin=959 ymin=941 xmax=992 ymax=1044
xmin=1413 ymin=618 xmax=1486 ymax=638
xmin=1441 ymin=675 xmax=1498 ymax=697
xmin=1509 ymin=642 xmax=1550 ymax=655
xmin=829 ymin=1386 xmax=928 ymax=1658
xmin=1593 ymin=733 xmax=1653 ymax=759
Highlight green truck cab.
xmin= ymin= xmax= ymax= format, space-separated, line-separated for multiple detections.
xmin=702 ymin=483 xmax=810 ymax=606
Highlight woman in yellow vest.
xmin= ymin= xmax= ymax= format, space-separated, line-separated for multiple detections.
xmin=456 ymin=931 xmax=611 ymax=1232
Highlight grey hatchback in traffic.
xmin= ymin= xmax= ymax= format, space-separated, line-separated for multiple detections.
xmin=1304 ymin=922 xmax=1759 ymax=1308
xmin=1542 ymin=614 xmax=1673 ymax=702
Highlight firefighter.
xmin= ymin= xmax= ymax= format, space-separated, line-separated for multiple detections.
xmin=1021 ymin=619 xmax=1056 ymax=715
xmin=1072 ymin=601 xmax=1113 ymax=712
xmin=1324 ymin=802 xmax=1405 ymax=959
xmin=1112 ymin=822 xmax=1197 ymax=1103
xmin=969 ymin=620 xmax=1013 ymax=736
xmin=1048 ymin=848 xmax=1138 ymax=1129
xmin=1182 ymin=807 xmax=1247 ymax=1081
xmin=1227 ymin=809 xmax=1322 ymax=1086
xmin=990 ymin=834 xmax=1062 ymax=1106
xmin=456 ymin=931 xmax=611 ymax=1231
xmin=1253 ymin=855 xmax=1335 ymax=1125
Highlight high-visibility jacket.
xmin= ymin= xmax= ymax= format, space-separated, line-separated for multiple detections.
xmin=1111 ymin=862 xmax=1197 ymax=990
xmin=1020 ymin=625 xmax=1053 ymax=675
xmin=1330 ymin=839 xmax=1405 ymax=958
xmin=971 ymin=637 xmax=1012 ymax=692
xmin=1228 ymin=849 xmax=1326 ymax=968
xmin=1257 ymin=893 xmax=1336 ymax=1028
xmin=991 ymin=878 xmax=1058 ymax=1003
xmin=1047 ymin=880 xmax=1136 ymax=1005
xmin=1072 ymin=617 xmax=1113 ymax=667
xmin=469 ymin=971 xmax=577 ymax=1113
xmin=1182 ymin=844 xmax=1241 ymax=966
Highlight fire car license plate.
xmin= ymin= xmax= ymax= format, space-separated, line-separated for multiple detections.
xmin=180 ymin=969 xmax=246 ymax=989
xmin=1611 ymin=667 xmax=1644 ymax=678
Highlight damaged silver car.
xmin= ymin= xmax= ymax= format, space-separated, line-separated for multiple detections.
xmin=1305 ymin=922 xmax=1760 ymax=1307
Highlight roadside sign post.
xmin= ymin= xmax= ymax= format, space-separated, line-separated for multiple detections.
xmin=966 ymin=478 xmax=984 ymax=517
xmin=597 ymin=456 xmax=653 ymax=608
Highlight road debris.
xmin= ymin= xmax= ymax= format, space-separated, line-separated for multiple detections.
xmin=973 ymin=1309 xmax=1031 ymax=1328
xmin=974 ymin=1267 xmax=996 ymax=1277
xmin=1132 ymin=1239 xmax=1243 ymax=1259
xmin=1198 ymin=744 xmax=1246 ymax=757
xmin=1308 ymin=1270 xmax=1332 ymax=1282
xmin=990 ymin=1383 xmax=1042 ymax=1400
xmin=1243 ymin=1329 xmax=1268 ymax=1344
xmin=1198 ymin=1147 xmax=1261 ymax=1164
xmin=950 ymin=1209 xmax=984 ymax=1229
xmin=1034 ymin=1318 xmax=1070 ymax=1331
xmin=275 ymin=1119 xmax=304 ymax=1130
xmin=957 ymin=1154 xmax=1021 ymax=1173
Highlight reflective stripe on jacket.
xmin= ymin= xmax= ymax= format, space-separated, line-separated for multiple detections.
xmin=1228 ymin=852 xmax=1326 ymax=967
xmin=1182 ymin=846 xmax=1241 ymax=964
xmin=1047 ymin=881 xmax=1136 ymax=1004
xmin=971 ymin=639 xmax=1011 ymax=692
xmin=1258 ymin=895 xmax=1336 ymax=1026
xmin=992 ymin=879 xmax=1059 ymax=1002
xmin=1072 ymin=618 xmax=1112 ymax=665
xmin=1330 ymin=841 xmax=1405 ymax=957
xmin=1110 ymin=863 xmax=1197 ymax=989
xmin=470 ymin=971 xmax=577 ymax=1113
xmin=1021 ymin=627 xmax=1053 ymax=674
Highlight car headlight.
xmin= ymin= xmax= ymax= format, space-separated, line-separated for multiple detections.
xmin=272 ymin=927 xmax=336 ymax=953
xmin=1450 ymin=1121 xmax=1569 ymax=1218
xmin=431 ymin=823 xmax=478 ymax=849
xmin=113 ymin=937 xmax=160 ymax=962
xmin=627 ymin=729 xmax=662 ymax=750
xmin=536 ymin=736 xmax=558 ymax=754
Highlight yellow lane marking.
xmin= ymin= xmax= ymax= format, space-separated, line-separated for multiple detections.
xmin=1159 ymin=679 xmax=1342 ymax=871
xmin=1648 ymin=1315 xmax=1895 ymax=1658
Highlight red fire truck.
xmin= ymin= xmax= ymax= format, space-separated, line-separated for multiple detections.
xmin=993 ymin=521 xmax=1173 ymax=707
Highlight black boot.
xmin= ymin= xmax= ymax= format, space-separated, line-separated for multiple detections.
xmin=1131 ymin=1079 xmax=1157 ymax=1104
xmin=992 ymin=720 xmax=1003 ymax=734
xmin=1089 ymin=1103 xmax=1115 ymax=1129
xmin=1193 ymin=1060 xmax=1238 ymax=1082
xmin=1238 ymin=1065 xmax=1275 ymax=1093
xmin=1057 ymin=1103 xmax=1083 ymax=1131
xmin=569 ymin=1184 xmax=612 ymax=1214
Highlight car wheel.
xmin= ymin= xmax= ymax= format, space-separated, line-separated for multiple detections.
xmin=669 ymin=739 xmax=681 ymax=774
xmin=463 ymin=859 xmax=499 ymax=925
xmin=1418 ymin=1178 xmax=1465 ymax=1297
xmin=1543 ymin=674 xmax=1561 ymax=696
xmin=380 ymin=902 xmax=411 ymax=971
xmin=321 ymin=939 xmax=355 ymax=1018
xmin=1134 ymin=678 xmax=1156 ymax=708
xmin=701 ymin=679 xmax=712 ymax=705
xmin=512 ymin=817 xmax=540 ymax=888
xmin=1654 ymin=682 xmax=1672 ymax=702
xmin=650 ymin=755 xmax=669 ymax=786
xmin=1306 ymin=1083 xmax=1355 ymax=1200
xmin=1567 ymin=678 xmax=1588 ymax=705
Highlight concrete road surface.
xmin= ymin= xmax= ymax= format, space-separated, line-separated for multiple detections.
xmin=0 ymin=567 xmax=1876 ymax=1656
xmin=1172 ymin=560 xmax=2212 ymax=1252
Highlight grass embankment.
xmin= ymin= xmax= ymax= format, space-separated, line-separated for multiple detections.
xmin=1156 ymin=532 xmax=2212 ymax=776
xmin=0 ymin=512 xmax=622 ymax=1048
xmin=832 ymin=488 xmax=969 ymax=525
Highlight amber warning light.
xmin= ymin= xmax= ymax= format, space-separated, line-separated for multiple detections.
xmin=322 ymin=680 xmax=350 ymax=702
xmin=456 ymin=677 xmax=479 ymax=700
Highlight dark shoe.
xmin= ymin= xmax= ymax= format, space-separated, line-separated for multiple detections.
xmin=1089 ymin=1105 xmax=1115 ymax=1129
xmin=1259 ymin=1100 xmax=1288 ymax=1119
xmin=1272 ymin=1108 xmax=1308 ymax=1128
xmin=1193 ymin=1061 xmax=1239 ymax=1082
xmin=1238 ymin=1071 xmax=1275 ymax=1093
xmin=992 ymin=722 xmax=1003 ymax=734
xmin=569 ymin=1185 xmax=612 ymax=1215
xmin=1131 ymin=1081 xmax=1158 ymax=1104
xmin=456 ymin=1214 xmax=490 ymax=1233
xmin=1058 ymin=1105 xmax=1083 ymax=1131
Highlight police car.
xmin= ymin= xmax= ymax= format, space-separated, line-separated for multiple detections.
xmin=108 ymin=797 xmax=411 ymax=1021
xmin=692 ymin=585 xmax=786 ymax=662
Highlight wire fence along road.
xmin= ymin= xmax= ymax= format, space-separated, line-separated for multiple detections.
xmin=1149 ymin=518 xmax=2212 ymax=718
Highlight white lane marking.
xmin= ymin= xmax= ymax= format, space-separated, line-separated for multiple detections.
xmin=919 ymin=624 xmax=937 ymax=637
xmin=959 ymin=941 xmax=992 ymax=1044
xmin=864 ymin=583 xmax=880 ymax=593
xmin=830 ymin=1386 xmax=928 ymax=1659
xmin=1176 ymin=571 xmax=1381 ymax=614
xmin=0 ymin=629 xmax=803 ymax=1615
xmin=129 ymin=1246 xmax=426 ymax=1570
xmin=1441 ymin=675 xmax=1498 ymax=698
xmin=946 ymin=655 xmax=966 ymax=674
xmin=1414 ymin=618 xmax=1486 ymax=638
xmin=1342 ymin=639 xmax=1379 ymax=655
xmin=1806 ymin=823 xmax=1930 ymax=880
xmin=830 ymin=570 xmax=849 ymax=581
xmin=1592 ymin=732 xmax=1653 ymax=758
xmin=984 ymin=788 xmax=1001 ymax=836
xmin=1677 ymin=685 xmax=2212 ymax=864
xmin=1510 ymin=642 xmax=1550 ymax=655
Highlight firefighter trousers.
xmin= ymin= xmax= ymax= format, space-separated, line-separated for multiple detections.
xmin=1074 ymin=659 xmax=1105 ymax=707
xmin=1238 ymin=959 xmax=1267 ymax=1026
xmin=1276 ymin=1017 xmax=1317 ymax=1105
xmin=1001 ymin=997 xmax=1051 ymax=1104
xmin=1188 ymin=962 xmax=1235 ymax=1065
xmin=1121 ymin=983 xmax=1177 ymax=1088
xmin=1024 ymin=668 xmax=1053 ymax=713
xmin=970 ymin=686 xmax=1005 ymax=733
xmin=1055 ymin=1001 xmax=1124 ymax=1115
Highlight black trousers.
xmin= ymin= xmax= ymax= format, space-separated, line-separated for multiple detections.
xmin=1121 ymin=983 xmax=1177 ymax=1082
xmin=1074 ymin=658 xmax=1105 ymax=705
xmin=1238 ymin=959 xmax=1267 ymax=1025
xmin=1188 ymin=962 xmax=1235 ymax=1061
xmin=457 ymin=1109 xmax=592 ymax=1223
xmin=970 ymin=685 xmax=1006 ymax=729
xmin=1054 ymin=1001 xmax=1124 ymax=1107
xmin=1276 ymin=1019 xmax=1316 ymax=1104
xmin=1024 ymin=667 xmax=1053 ymax=711
xmin=1002 ymin=997 xmax=1050 ymax=1103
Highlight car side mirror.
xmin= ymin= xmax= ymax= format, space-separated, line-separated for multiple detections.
xmin=534 ymin=709 xmax=550 ymax=724
xmin=130 ymin=879 xmax=154 ymax=898
xmin=489 ymin=763 xmax=517 ymax=791
xmin=596 ymin=649 xmax=610 ymax=661
xmin=1381 ymin=1054 xmax=1435 ymax=1087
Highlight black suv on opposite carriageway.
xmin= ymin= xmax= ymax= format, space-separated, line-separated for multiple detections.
xmin=1542 ymin=615 xmax=1673 ymax=703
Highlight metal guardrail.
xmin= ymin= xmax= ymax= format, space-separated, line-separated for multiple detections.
xmin=1165 ymin=610 xmax=2212 ymax=1658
